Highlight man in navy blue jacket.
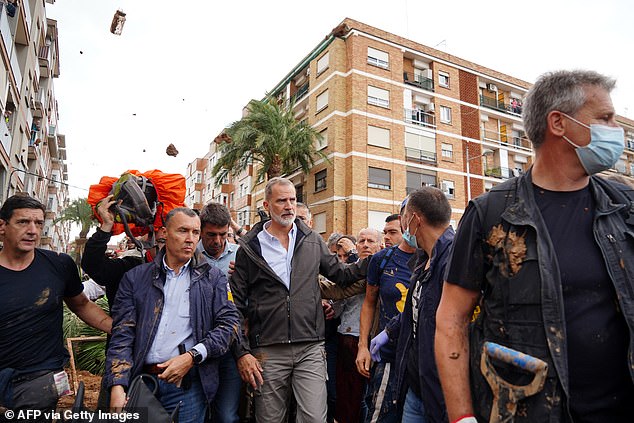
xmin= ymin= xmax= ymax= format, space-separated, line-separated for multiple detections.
xmin=370 ymin=187 xmax=453 ymax=423
xmin=105 ymin=207 xmax=239 ymax=423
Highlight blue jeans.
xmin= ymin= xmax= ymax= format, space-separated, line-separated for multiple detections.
xmin=211 ymin=352 xmax=241 ymax=423
xmin=401 ymin=388 xmax=427 ymax=423
xmin=147 ymin=369 xmax=207 ymax=423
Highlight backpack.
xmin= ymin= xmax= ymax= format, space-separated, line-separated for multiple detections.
xmin=109 ymin=172 xmax=159 ymax=228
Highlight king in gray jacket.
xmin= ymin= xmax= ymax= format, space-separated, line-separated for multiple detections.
xmin=230 ymin=177 xmax=367 ymax=423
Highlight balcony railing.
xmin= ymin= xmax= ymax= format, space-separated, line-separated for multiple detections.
xmin=481 ymin=128 xmax=532 ymax=152
xmin=485 ymin=166 xmax=514 ymax=179
xmin=292 ymin=83 xmax=309 ymax=103
xmin=403 ymin=72 xmax=435 ymax=91
xmin=404 ymin=108 xmax=436 ymax=128
xmin=480 ymin=95 xmax=522 ymax=117
xmin=405 ymin=147 xmax=437 ymax=163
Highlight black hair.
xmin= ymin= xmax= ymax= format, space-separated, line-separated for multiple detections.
xmin=199 ymin=202 xmax=231 ymax=227
xmin=0 ymin=194 xmax=46 ymax=221
xmin=407 ymin=186 xmax=451 ymax=228
xmin=385 ymin=213 xmax=400 ymax=223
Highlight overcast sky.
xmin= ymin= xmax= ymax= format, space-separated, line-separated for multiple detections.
xmin=48 ymin=0 xmax=633 ymax=200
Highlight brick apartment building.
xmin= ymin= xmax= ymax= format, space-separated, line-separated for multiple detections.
xmin=0 ymin=0 xmax=71 ymax=252
xmin=189 ymin=18 xmax=634 ymax=237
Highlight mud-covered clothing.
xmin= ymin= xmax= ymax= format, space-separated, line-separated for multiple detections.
xmin=0 ymin=249 xmax=82 ymax=373
xmin=445 ymin=170 xmax=634 ymax=422
xmin=81 ymin=227 xmax=143 ymax=308
xmin=105 ymin=250 xmax=239 ymax=403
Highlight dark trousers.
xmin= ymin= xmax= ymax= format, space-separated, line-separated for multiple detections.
xmin=8 ymin=371 xmax=59 ymax=423
xmin=335 ymin=334 xmax=367 ymax=423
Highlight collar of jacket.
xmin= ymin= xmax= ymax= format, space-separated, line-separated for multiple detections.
xmin=150 ymin=248 xmax=211 ymax=283
xmin=410 ymin=226 xmax=454 ymax=274
xmin=500 ymin=168 xmax=623 ymax=227
xmin=236 ymin=218 xmax=310 ymax=285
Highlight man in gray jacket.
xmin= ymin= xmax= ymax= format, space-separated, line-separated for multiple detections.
xmin=230 ymin=177 xmax=368 ymax=423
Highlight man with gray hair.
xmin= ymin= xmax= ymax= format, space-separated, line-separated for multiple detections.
xmin=230 ymin=177 xmax=368 ymax=423
xmin=436 ymin=70 xmax=634 ymax=422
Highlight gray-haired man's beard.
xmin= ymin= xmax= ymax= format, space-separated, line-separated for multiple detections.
xmin=271 ymin=212 xmax=295 ymax=227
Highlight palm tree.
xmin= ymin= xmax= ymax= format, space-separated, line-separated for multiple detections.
xmin=54 ymin=198 xmax=96 ymax=264
xmin=211 ymin=96 xmax=327 ymax=185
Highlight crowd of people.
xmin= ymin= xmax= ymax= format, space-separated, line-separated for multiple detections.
xmin=1 ymin=68 xmax=633 ymax=423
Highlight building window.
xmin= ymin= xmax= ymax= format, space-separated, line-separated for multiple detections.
xmin=314 ymin=212 xmax=326 ymax=234
xmin=316 ymin=90 xmax=328 ymax=113
xmin=441 ymin=143 xmax=453 ymax=160
xmin=439 ymin=71 xmax=450 ymax=88
xmin=367 ymin=47 xmax=389 ymax=69
xmin=368 ymin=86 xmax=390 ymax=108
xmin=442 ymin=180 xmax=455 ymax=199
xmin=317 ymin=52 xmax=329 ymax=75
xmin=630 ymin=162 xmax=634 ymax=175
xmin=406 ymin=170 xmax=437 ymax=194
xmin=405 ymin=131 xmax=436 ymax=162
xmin=196 ymin=172 xmax=202 ymax=183
xmin=316 ymin=128 xmax=328 ymax=150
xmin=368 ymin=167 xmax=391 ymax=190
xmin=315 ymin=169 xmax=327 ymax=192
xmin=368 ymin=125 xmax=390 ymax=148
xmin=440 ymin=106 xmax=452 ymax=124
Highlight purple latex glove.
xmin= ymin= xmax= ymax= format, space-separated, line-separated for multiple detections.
xmin=370 ymin=330 xmax=389 ymax=362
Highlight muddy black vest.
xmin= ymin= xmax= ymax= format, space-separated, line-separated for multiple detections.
xmin=469 ymin=171 xmax=634 ymax=422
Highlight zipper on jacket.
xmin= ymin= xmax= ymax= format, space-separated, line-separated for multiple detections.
xmin=603 ymin=233 xmax=634 ymax=298
xmin=287 ymin=295 xmax=292 ymax=343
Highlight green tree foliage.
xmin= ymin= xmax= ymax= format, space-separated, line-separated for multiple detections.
xmin=54 ymin=198 xmax=96 ymax=239
xmin=211 ymin=96 xmax=327 ymax=185
xmin=54 ymin=198 xmax=96 ymax=264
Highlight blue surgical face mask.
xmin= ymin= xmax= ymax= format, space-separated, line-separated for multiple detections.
xmin=402 ymin=214 xmax=418 ymax=249
xmin=561 ymin=113 xmax=625 ymax=175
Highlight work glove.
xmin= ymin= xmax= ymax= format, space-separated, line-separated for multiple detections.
xmin=370 ymin=330 xmax=389 ymax=362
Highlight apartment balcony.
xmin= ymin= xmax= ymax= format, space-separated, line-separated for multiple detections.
xmin=405 ymin=147 xmax=437 ymax=164
xmin=38 ymin=45 xmax=50 ymax=73
xmin=403 ymin=72 xmax=434 ymax=91
xmin=27 ymin=144 xmax=39 ymax=160
xmin=625 ymin=139 xmax=634 ymax=153
xmin=291 ymin=82 xmax=309 ymax=103
xmin=481 ymin=128 xmax=532 ymax=152
xmin=404 ymin=108 xmax=436 ymax=129
xmin=484 ymin=166 xmax=514 ymax=179
xmin=480 ymin=95 xmax=522 ymax=117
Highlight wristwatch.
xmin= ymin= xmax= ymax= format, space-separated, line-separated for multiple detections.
xmin=187 ymin=348 xmax=203 ymax=365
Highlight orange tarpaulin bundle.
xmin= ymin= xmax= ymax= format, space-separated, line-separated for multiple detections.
xmin=87 ymin=169 xmax=186 ymax=236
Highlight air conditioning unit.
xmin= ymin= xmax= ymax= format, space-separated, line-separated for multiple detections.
xmin=486 ymin=83 xmax=498 ymax=92
xmin=425 ymin=103 xmax=435 ymax=112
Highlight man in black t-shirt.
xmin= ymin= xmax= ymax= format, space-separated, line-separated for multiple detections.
xmin=0 ymin=195 xmax=112 ymax=422
xmin=436 ymin=70 xmax=634 ymax=423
